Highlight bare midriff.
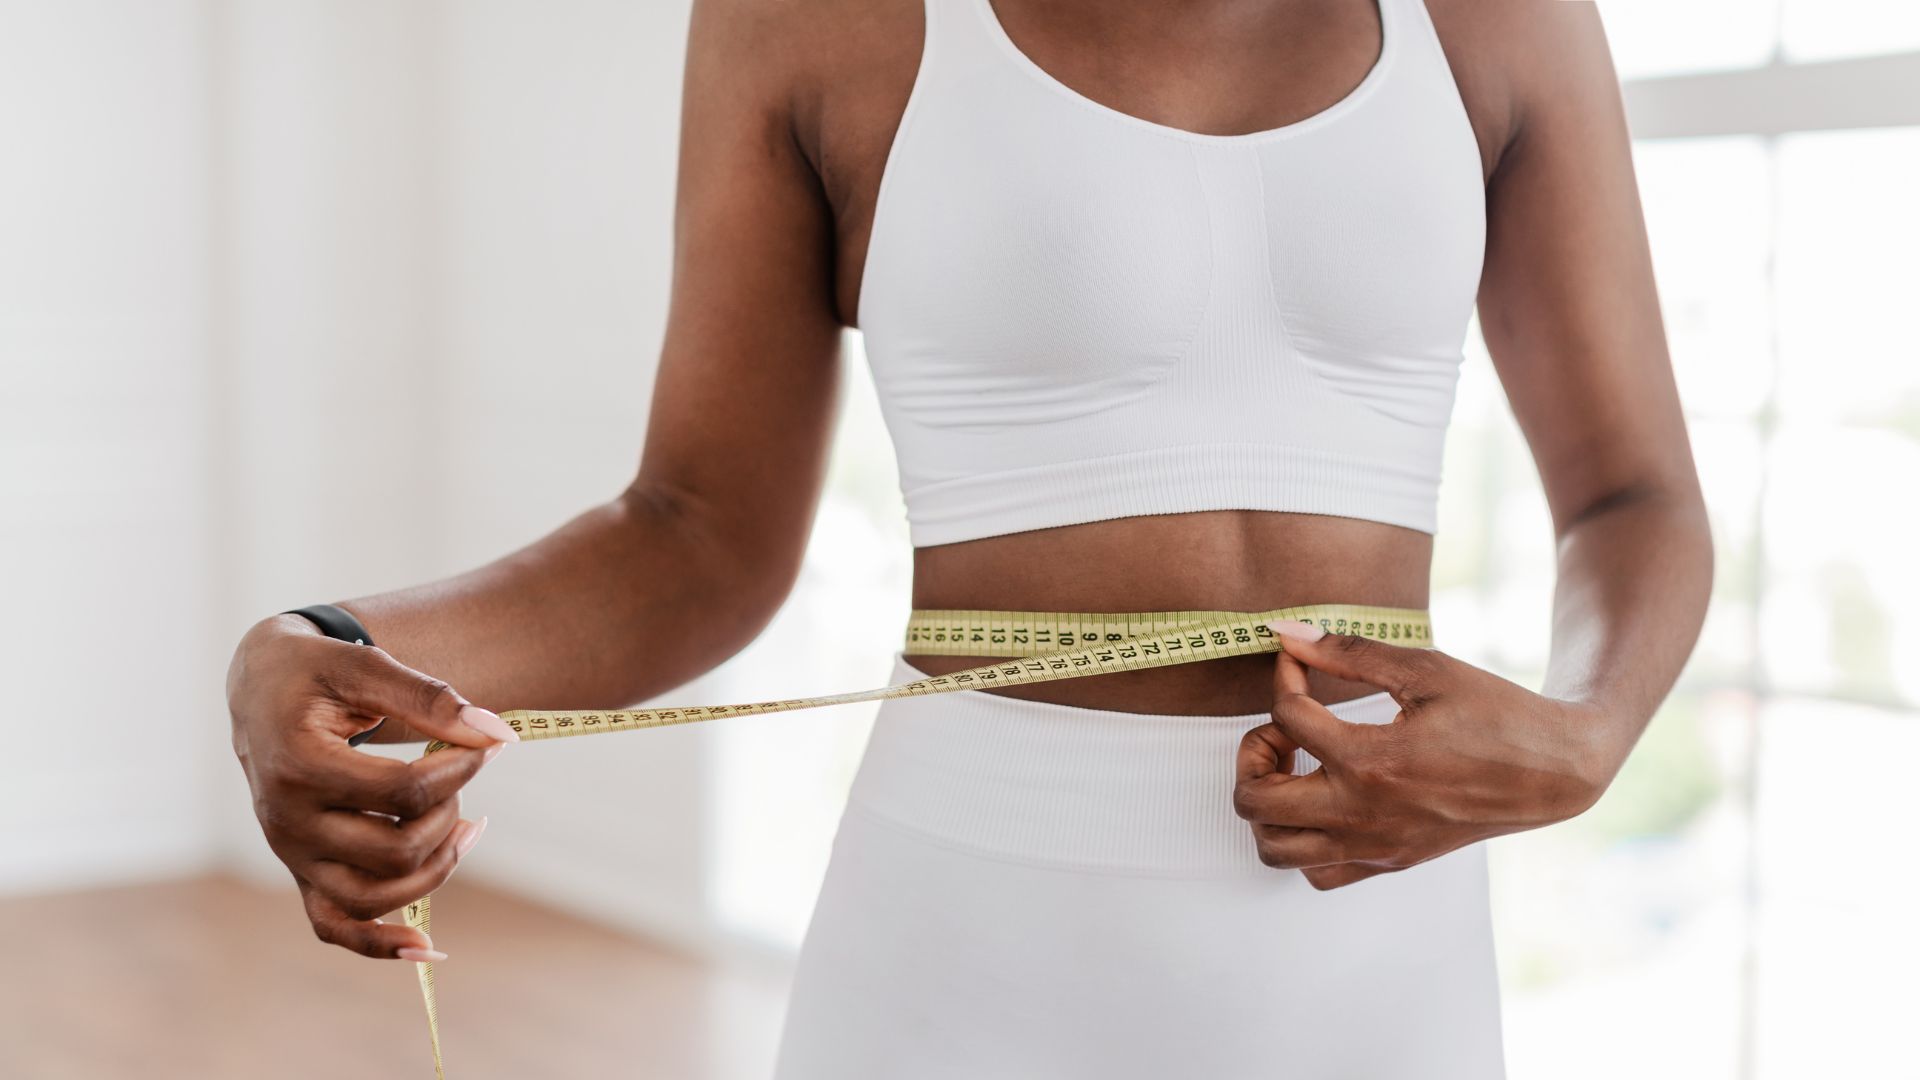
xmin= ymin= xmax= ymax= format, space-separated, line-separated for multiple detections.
xmin=906 ymin=510 xmax=1432 ymax=715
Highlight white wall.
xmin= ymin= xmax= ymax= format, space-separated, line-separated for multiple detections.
xmin=0 ymin=0 xmax=222 ymax=891
xmin=2 ymin=0 xmax=724 ymax=950
xmin=210 ymin=0 xmax=716 ymax=946
xmin=419 ymin=0 xmax=716 ymax=947
xmin=205 ymin=0 xmax=456 ymax=882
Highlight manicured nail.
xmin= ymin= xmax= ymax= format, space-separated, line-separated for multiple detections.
xmin=397 ymin=946 xmax=448 ymax=963
xmin=456 ymin=816 xmax=488 ymax=859
xmin=1266 ymin=620 xmax=1327 ymax=642
xmin=482 ymin=742 xmax=507 ymax=765
xmin=460 ymin=704 xmax=519 ymax=743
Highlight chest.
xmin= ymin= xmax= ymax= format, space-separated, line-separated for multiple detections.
xmin=805 ymin=0 xmax=1503 ymax=329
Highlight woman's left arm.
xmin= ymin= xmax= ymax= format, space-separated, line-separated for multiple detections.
xmin=1233 ymin=1 xmax=1713 ymax=889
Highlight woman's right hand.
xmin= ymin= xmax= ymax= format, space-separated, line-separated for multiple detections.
xmin=226 ymin=614 xmax=518 ymax=961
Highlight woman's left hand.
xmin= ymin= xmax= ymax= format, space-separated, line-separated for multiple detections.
xmin=1233 ymin=620 xmax=1623 ymax=890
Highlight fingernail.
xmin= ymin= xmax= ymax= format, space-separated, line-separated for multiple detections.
xmin=456 ymin=816 xmax=488 ymax=858
xmin=460 ymin=704 xmax=519 ymax=743
xmin=397 ymin=947 xmax=448 ymax=963
xmin=482 ymin=742 xmax=507 ymax=765
xmin=1266 ymin=620 xmax=1327 ymax=642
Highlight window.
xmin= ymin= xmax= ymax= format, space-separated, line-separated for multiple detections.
xmin=1603 ymin=0 xmax=1778 ymax=80
xmin=1780 ymin=0 xmax=1920 ymax=63
xmin=1452 ymin=82 xmax=1920 ymax=1080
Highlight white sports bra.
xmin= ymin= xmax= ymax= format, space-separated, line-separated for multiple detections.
xmin=859 ymin=0 xmax=1486 ymax=547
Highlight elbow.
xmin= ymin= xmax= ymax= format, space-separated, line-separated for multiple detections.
xmin=1663 ymin=478 xmax=1715 ymax=584
xmin=1562 ymin=472 xmax=1711 ymax=546
xmin=706 ymin=537 xmax=809 ymax=650
xmin=1558 ymin=476 xmax=1715 ymax=597
xmin=616 ymin=477 xmax=808 ymax=654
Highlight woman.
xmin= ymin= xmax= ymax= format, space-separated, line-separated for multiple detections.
xmin=228 ymin=0 xmax=1711 ymax=1075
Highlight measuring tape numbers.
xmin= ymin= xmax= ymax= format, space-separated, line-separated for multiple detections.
xmin=401 ymin=603 xmax=1432 ymax=1077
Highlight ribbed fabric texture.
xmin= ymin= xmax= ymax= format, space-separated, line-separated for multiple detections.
xmin=907 ymin=441 xmax=1439 ymax=544
xmin=860 ymin=0 xmax=1485 ymax=547
xmin=846 ymin=656 xmax=1399 ymax=876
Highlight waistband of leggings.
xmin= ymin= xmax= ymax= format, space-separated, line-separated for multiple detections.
xmin=843 ymin=655 xmax=1399 ymax=877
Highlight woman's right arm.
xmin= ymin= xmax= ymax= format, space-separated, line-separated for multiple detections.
xmin=227 ymin=0 xmax=843 ymax=960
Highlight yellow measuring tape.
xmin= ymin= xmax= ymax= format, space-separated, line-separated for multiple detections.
xmin=401 ymin=603 xmax=1431 ymax=1077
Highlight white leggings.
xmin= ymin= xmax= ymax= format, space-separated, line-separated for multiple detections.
xmin=773 ymin=658 xmax=1505 ymax=1080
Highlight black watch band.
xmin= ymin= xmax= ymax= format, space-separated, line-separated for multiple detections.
xmin=284 ymin=604 xmax=385 ymax=747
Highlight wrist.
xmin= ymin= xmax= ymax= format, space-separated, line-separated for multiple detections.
xmin=262 ymin=611 xmax=322 ymax=640
xmin=281 ymin=604 xmax=384 ymax=745
xmin=228 ymin=614 xmax=313 ymax=698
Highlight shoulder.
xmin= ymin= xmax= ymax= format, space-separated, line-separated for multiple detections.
xmin=687 ymin=0 xmax=922 ymax=156
xmin=1421 ymin=0 xmax=1620 ymax=176
xmin=687 ymin=0 xmax=920 ymax=100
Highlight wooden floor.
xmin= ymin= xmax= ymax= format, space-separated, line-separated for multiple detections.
xmin=0 ymin=876 xmax=791 ymax=1080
